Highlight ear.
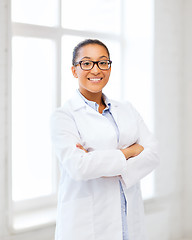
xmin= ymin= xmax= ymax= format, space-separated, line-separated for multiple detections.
xmin=71 ymin=66 xmax=78 ymax=78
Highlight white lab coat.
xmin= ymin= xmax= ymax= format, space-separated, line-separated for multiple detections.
xmin=50 ymin=92 xmax=159 ymax=240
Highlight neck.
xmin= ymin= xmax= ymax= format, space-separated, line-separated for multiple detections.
xmin=79 ymin=90 xmax=104 ymax=106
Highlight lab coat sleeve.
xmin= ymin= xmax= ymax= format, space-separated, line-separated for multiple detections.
xmin=121 ymin=103 xmax=160 ymax=189
xmin=50 ymin=108 xmax=127 ymax=181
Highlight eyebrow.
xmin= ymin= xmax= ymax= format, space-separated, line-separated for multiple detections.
xmin=80 ymin=56 xmax=109 ymax=60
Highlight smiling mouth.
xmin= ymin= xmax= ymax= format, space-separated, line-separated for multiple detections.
xmin=88 ymin=78 xmax=103 ymax=82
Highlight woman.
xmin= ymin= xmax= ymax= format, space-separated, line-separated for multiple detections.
xmin=50 ymin=39 xmax=159 ymax=240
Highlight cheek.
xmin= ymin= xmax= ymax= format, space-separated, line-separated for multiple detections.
xmin=76 ymin=70 xmax=87 ymax=79
xmin=78 ymin=72 xmax=88 ymax=82
xmin=104 ymin=72 xmax=111 ymax=81
xmin=105 ymin=68 xmax=111 ymax=77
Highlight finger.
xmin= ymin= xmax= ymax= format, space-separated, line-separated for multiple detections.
xmin=76 ymin=143 xmax=88 ymax=153
xmin=76 ymin=143 xmax=83 ymax=149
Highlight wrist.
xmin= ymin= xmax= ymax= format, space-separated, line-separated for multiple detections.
xmin=120 ymin=148 xmax=132 ymax=160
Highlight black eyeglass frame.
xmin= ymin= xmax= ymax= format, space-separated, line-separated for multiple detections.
xmin=74 ymin=60 xmax=112 ymax=71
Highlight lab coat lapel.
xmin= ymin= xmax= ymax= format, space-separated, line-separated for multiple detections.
xmin=70 ymin=91 xmax=120 ymax=119
xmin=110 ymin=100 xmax=119 ymax=125
xmin=70 ymin=92 xmax=87 ymax=111
xmin=70 ymin=92 xmax=102 ymax=117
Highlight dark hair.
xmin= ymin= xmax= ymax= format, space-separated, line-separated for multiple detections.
xmin=72 ymin=39 xmax=110 ymax=65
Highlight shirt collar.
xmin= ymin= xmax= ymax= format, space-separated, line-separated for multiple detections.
xmin=77 ymin=89 xmax=111 ymax=113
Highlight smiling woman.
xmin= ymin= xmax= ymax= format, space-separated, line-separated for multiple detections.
xmin=71 ymin=42 xmax=111 ymax=109
xmin=50 ymin=39 xmax=159 ymax=240
xmin=61 ymin=36 xmax=121 ymax=103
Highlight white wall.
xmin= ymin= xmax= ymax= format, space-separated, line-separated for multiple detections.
xmin=147 ymin=0 xmax=192 ymax=239
xmin=0 ymin=0 xmax=192 ymax=239
xmin=146 ymin=0 xmax=184 ymax=239
xmin=0 ymin=0 xmax=9 ymax=238
xmin=183 ymin=0 xmax=192 ymax=238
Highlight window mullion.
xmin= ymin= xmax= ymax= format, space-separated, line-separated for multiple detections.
xmin=12 ymin=22 xmax=60 ymax=39
xmin=120 ymin=0 xmax=125 ymax=101
xmin=61 ymin=28 xmax=121 ymax=41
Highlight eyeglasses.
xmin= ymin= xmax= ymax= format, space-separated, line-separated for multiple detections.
xmin=74 ymin=60 xmax=112 ymax=71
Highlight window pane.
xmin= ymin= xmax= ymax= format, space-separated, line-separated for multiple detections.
xmin=61 ymin=36 xmax=83 ymax=104
xmin=61 ymin=36 xmax=121 ymax=105
xmin=12 ymin=37 xmax=56 ymax=201
xmin=12 ymin=0 xmax=59 ymax=26
xmin=123 ymin=0 xmax=154 ymax=130
xmin=124 ymin=0 xmax=155 ymax=199
xmin=62 ymin=0 xmax=121 ymax=34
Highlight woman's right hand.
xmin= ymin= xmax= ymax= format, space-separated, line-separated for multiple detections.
xmin=120 ymin=143 xmax=144 ymax=160
xmin=76 ymin=143 xmax=88 ymax=153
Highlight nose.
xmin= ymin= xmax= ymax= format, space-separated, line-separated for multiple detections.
xmin=90 ymin=62 xmax=100 ymax=74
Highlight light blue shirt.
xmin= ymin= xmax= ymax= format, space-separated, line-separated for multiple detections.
xmin=77 ymin=90 xmax=129 ymax=240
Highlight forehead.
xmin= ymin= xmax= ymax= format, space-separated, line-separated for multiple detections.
xmin=77 ymin=44 xmax=109 ymax=60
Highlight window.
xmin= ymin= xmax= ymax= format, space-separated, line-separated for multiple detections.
xmin=122 ymin=0 xmax=155 ymax=199
xmin=10 ymin=0 xmax=155 ymax=231
xmin=12 ymin=37 xmax=56 ymax=202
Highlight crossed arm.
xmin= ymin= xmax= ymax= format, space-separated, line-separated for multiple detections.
xmin=51 ymin=107 xmax=159 ymax=188
xmin=76 ymin=143 xmax=144 ymax=160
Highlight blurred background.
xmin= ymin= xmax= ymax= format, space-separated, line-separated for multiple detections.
xmin=0 ymin=0 xmax=192 ymax=239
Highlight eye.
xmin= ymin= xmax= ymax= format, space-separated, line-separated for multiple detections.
xmin=99 ymin=61 xmax=108 ymax=66
xmin=82 ymin=61 xmax=92 ymax=66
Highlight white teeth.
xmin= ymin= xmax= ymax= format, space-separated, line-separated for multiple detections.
xmin=89 ymin=78 xmax=102 ymax=81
